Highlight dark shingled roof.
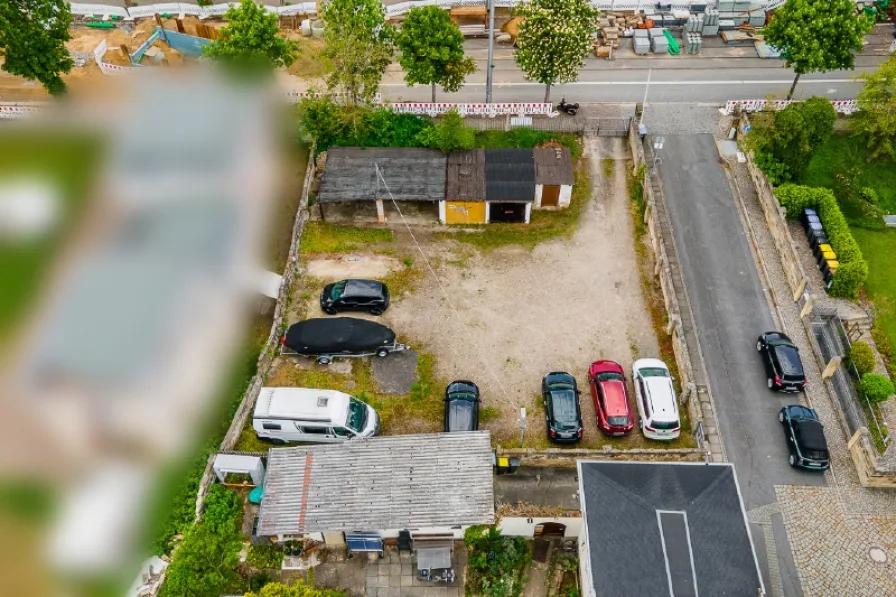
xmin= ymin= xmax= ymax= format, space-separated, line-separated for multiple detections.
xmin=446 ymin=150 xmax=486 ymax=202
xmin=484 ymin=149 xmax=535 ymax=203
xmin=533 ymin=147 xmax=574 ymax=186
xmin=318 ymin=147 xmax=447 ymax=204
xmin=578 ymin=461 xmax=763 ymax=597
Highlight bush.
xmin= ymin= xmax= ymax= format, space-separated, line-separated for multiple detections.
xmin=464 ymin=525 xmax=531 ymax=597
xmin=859 ymin=187 xmax=879 ymax=206
xmin=861 ymin=373 xmax=895 ymax=403
xmin=774 ymin=184 xmax=868 ymax=297
xmin=247 ymin=543 xmax=285 ymax=570
xmin=417 ymin=109 xmax=475 ymax=153
xmin=752 ymin=97 xmax=836 ymax=184
xmin=848 ymin=341 xmax=877 ymax=376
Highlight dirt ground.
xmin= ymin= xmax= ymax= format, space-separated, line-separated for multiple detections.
xmin=282 ymin=138 xmax=686 ymax=449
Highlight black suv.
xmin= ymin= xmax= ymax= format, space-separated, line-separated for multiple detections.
xmin=320 ymin=279 xmax=390 ymax=315
xmin=444 ymin=381 xmax=480 ymax=432
xmin=757 ymin=332 xmax=807 ymax=392
xmin=779 ymin=405 xmax=830 ymax=471
xmin=542 ymin=372 xmax=583 ymax=443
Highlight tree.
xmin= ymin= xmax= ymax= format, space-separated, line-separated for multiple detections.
xmin=396 ymin=6 xmax=476 ymax=103
xmin=160 ymin=486 xmax=244 ymax=597
xmin=852 ymin=55 xmax=896 ymax=161
xmin=861 ymin=372 xmax=895 ymax=403
xmin=0 ymin=0 xmax=73 ymax=95
xmin=763 ymin=0 xmax=872 ymax=99
xmin=244 ymin=580 xmax=345 ymax=597
xmin=753 ymin=97 xmax=836 ymax=184
xmin=416 ymin=109 xmax=475 ymax=153
xmin=321 ymin=0 xmax=394 ymax=104
xmin=514 ymin=0 xmax=599 ymax=103
xmin=204 ymin=0 xmax=298 ymax=71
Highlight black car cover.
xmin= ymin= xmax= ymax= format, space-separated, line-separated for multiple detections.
xmin=284 ymin=317 xmax=396 ymax=354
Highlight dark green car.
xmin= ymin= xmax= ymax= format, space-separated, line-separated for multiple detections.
xmin=542 ymin=372 xmax=583 ymax=443
xmin=779 ymin=405 xmax=830 ymax=471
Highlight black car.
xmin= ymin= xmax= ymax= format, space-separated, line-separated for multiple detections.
xmin=320 ymin=279 xmax=390 ymax=315
xmin=542 ymin=372 xmax=583 ymax=443
xmin=444 ymin=381 xmax=480 ymax=432
xmin=779 ymin=405 xmax=830 ymax=471
xmin=757 ymin=331 xmax=807 ymax=392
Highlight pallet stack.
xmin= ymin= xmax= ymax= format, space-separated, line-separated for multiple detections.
xmin=702 ymin=8 xmax=720 ymax=36
xmin=650 ymin=28 xmax=669 ymax=53
xmin=633 ymin=29 xmax=650 ymax=55
xmin=685 ymin=32 xmax=703 ymax=54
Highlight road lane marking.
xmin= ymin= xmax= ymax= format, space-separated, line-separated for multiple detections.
xmin=381 ymin=79 xmax=856 ymax=87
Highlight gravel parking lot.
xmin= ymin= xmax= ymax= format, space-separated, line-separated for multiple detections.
xmin=380 ymin=137 xmax=667 ymax=447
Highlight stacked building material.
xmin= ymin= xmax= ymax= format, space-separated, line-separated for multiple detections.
xmin=685 ymin=32 xmax=703 ymax=54
xmin=601 ymin=26 xmax=621 ymax=48
xmin=650 ymin=28 xmax=669 ymax=53
xmin=717 ymin=0 xmax=735 ymax=9
xmin=703 ymin=8 xmax=719 ymax=36
xmin=685 ymin=14 xmax=704 ymax=32
xmin=633 ymin=29 xmax=650 ymax=55
xmin=747 ymin=9 xmax=766 ymax=27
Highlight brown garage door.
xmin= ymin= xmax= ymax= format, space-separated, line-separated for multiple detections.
xmin=541 ymin=185 xmax=560 ymax=207
xmin=445 ymin=201 xmax=486 ymax=224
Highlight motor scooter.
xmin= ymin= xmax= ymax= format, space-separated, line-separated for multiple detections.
xmin=557 ymin=98 xmax=579 ymax=116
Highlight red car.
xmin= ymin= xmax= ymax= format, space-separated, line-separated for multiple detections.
xmin=588 ymin=360 xmax=635 ymax=436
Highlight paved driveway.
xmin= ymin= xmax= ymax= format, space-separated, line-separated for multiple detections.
xmin=655 ymin=134 xmax=825 ymax=596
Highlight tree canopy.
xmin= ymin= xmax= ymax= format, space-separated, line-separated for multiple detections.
xmin=763 ymin=0 xmax=872 ymax=98
xmin=396 ymin=6 xmax=476 ymax=102
xmin=204 ymin=0 xmax=298 ymax=72
xmin=513 ymin=0 xmax=599 ymax=103
xmin=0 ymin=0 xmax=74 ymax=95
xmin=321 ymin=0 xmax=394 ymax=104
xmin=852 ymin=54 xmax=896 ymax=161
xmin=751 ymin=97 xmax=836 ymax=184
xmin=244 ymin=580 xmax=345 ymax=597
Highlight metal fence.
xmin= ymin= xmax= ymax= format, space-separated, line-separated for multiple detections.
xmin=451 ymin=115 xmax=586 ymax=133
xmin=808 ymin=307 xmax=889 ymax=448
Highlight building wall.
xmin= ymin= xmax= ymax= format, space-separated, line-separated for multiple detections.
xmin=498 ymin=517 xmax=582 ymax=538
xmin=534 ymin=184 xmax=573 ymax=209
xmin=579 ymin=528 xmax=596 ymax=597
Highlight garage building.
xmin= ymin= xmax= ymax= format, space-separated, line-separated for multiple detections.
xmin=533 ymin=147 xmax=575 ymax=209
xmin=483 ymin=149 xmax=535 ymax=224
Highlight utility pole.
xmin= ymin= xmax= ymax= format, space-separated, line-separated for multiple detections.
xmin=485 ymin=0 xmax=496 ymax=103
xmin=639 ymin=68 xmax=652 ymax=126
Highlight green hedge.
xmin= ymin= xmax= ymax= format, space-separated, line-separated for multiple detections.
xmin=775 ymin=184 xmax=869 ymax=298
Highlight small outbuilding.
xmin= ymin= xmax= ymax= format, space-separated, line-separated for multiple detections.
xmin=317 ymin=147 xmax=447 ymax=224
xmin=533 ymin=147 xmax=575 ymax=209
xmin=443 ymin=149 xmax=487 ymax=224
xmin=483 ymin=149 xmax=536 ymax=224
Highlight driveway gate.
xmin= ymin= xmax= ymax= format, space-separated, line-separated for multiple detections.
xmin=585 ymin=117 xmax=632 ymax=137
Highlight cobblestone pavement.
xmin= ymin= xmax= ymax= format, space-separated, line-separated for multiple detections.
xmin=312 ymin=545 xmax=466 ymax=597
xmin=725 ymin=146 xmax=896 ymax=597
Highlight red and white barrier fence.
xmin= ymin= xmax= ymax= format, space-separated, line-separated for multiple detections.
xmin=724 ymin=99 xmax=859 ymax=115
xmin=389 ymin=102 xmax=553 ymax=116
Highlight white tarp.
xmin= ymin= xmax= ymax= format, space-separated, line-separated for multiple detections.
xmin=213 ymin=453 xmax=266 ymax=485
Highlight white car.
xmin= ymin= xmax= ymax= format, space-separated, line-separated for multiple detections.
xmin=631 ymin=358 xmax=681 ymax=440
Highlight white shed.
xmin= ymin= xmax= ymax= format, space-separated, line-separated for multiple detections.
xmin=533 ymin=147 xmax=574 ymax=209
xmin=213 ymin=453 xmax=266 ymax=486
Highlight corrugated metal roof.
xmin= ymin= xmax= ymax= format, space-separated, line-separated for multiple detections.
xmin=317 ymin=147 xmax=447 ymax=204
xmin=446 ymin=150 xmax=486 ymax=202
xmin=533 ymin=147 xmax=574 ymax=186
xmin=257 ymin=432 xmax=495 ymax=535
xmin=484 ymin=149 xmax=535 ymax=203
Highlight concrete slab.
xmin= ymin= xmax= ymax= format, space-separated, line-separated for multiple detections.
xmin=371 ymin=348 xmax=419 ymax=394
xmin=493 ymin=466 xmax=580 ymax=510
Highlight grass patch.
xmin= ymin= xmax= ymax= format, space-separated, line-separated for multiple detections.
xmin=480 ymin=406 xmax=500 ymax=423
xmin=628 ymin=163 xmax=648 ymax=238
xmin=286 ymin=37 xmax=333 ymax=79
xmin=440 ymin=165 xmax=591 ymax=251
xmin=804 ymin=134 xmax=896 ymax=214
xmin=602 ymin=158 xmax=614 ymax=180
xmin=474 ymin=130 xmax=582 ymax=159
xmin=0 ymin=130 xmax=102 ymax=345
xmin=302 ymin=222 xmax=394 ymax=253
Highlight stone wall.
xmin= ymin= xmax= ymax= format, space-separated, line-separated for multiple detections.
xmin=496 ymin=446 xmax=705 ymax=467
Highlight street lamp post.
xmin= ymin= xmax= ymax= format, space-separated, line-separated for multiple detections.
xmin=485 ymin=0 xmax=496 ymax=103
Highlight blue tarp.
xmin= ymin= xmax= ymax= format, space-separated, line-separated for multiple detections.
xmin=163 ymin=28 xmax=212 ymax=57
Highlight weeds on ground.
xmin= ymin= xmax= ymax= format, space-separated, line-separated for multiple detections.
xmin=286 ymin=37 xmax=333 ymax=79
xmin=474 ymin=130 xmax=582 ymax=159
xmin=301 ymin=222 xmax=393 ymax=253
xmin=246 ymin=543 xmax=285 ymax=571
xmin=382 ymin=258 xmax=424 ymax=297
xmin=441 ymin=166 xmax=591 ymax=251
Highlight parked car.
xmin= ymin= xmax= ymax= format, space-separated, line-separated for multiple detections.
xmin=541 ymin=372 xmax=583 ymax=443
xmin=588 ymin=360 xmax=634 ymax=436
xmin=757 ymin=331 xmax=807 ymax=392
xmin=320 ymin=279 xmax=390 ymax=315
xmin=253 ymin=387 xmax=380 ymax=444
xmin=779 ymin=405 xmax=830 ymax=470
xmin=631 ymin=358 xmax=680 ymax=440
xmin=444 ymin=381 xmax=480 ymax=432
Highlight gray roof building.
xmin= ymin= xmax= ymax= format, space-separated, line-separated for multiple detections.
xmin=257 ymin=432 xmax=495 ymax=536
xmin=317 ymin=147 xmax=447 ymax=204
xmin=577 ymin=461 xmax=763 ymax=597
xmin=533 ymin=147 xmax=574 ymax=186
xmin=484 ymin=149 xmax=536 ymax=203
xmin=446 ymin=149 xmax=487 ymax=202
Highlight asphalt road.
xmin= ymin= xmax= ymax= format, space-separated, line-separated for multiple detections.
xmin=656 ymin=134 xmax=825 ymax=597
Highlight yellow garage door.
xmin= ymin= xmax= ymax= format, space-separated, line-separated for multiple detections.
xmin=445 ymin=201 xmax=486 ymax=224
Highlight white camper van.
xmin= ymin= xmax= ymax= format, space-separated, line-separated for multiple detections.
xmin=252 ymin=387 xmax=380 ymax=444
